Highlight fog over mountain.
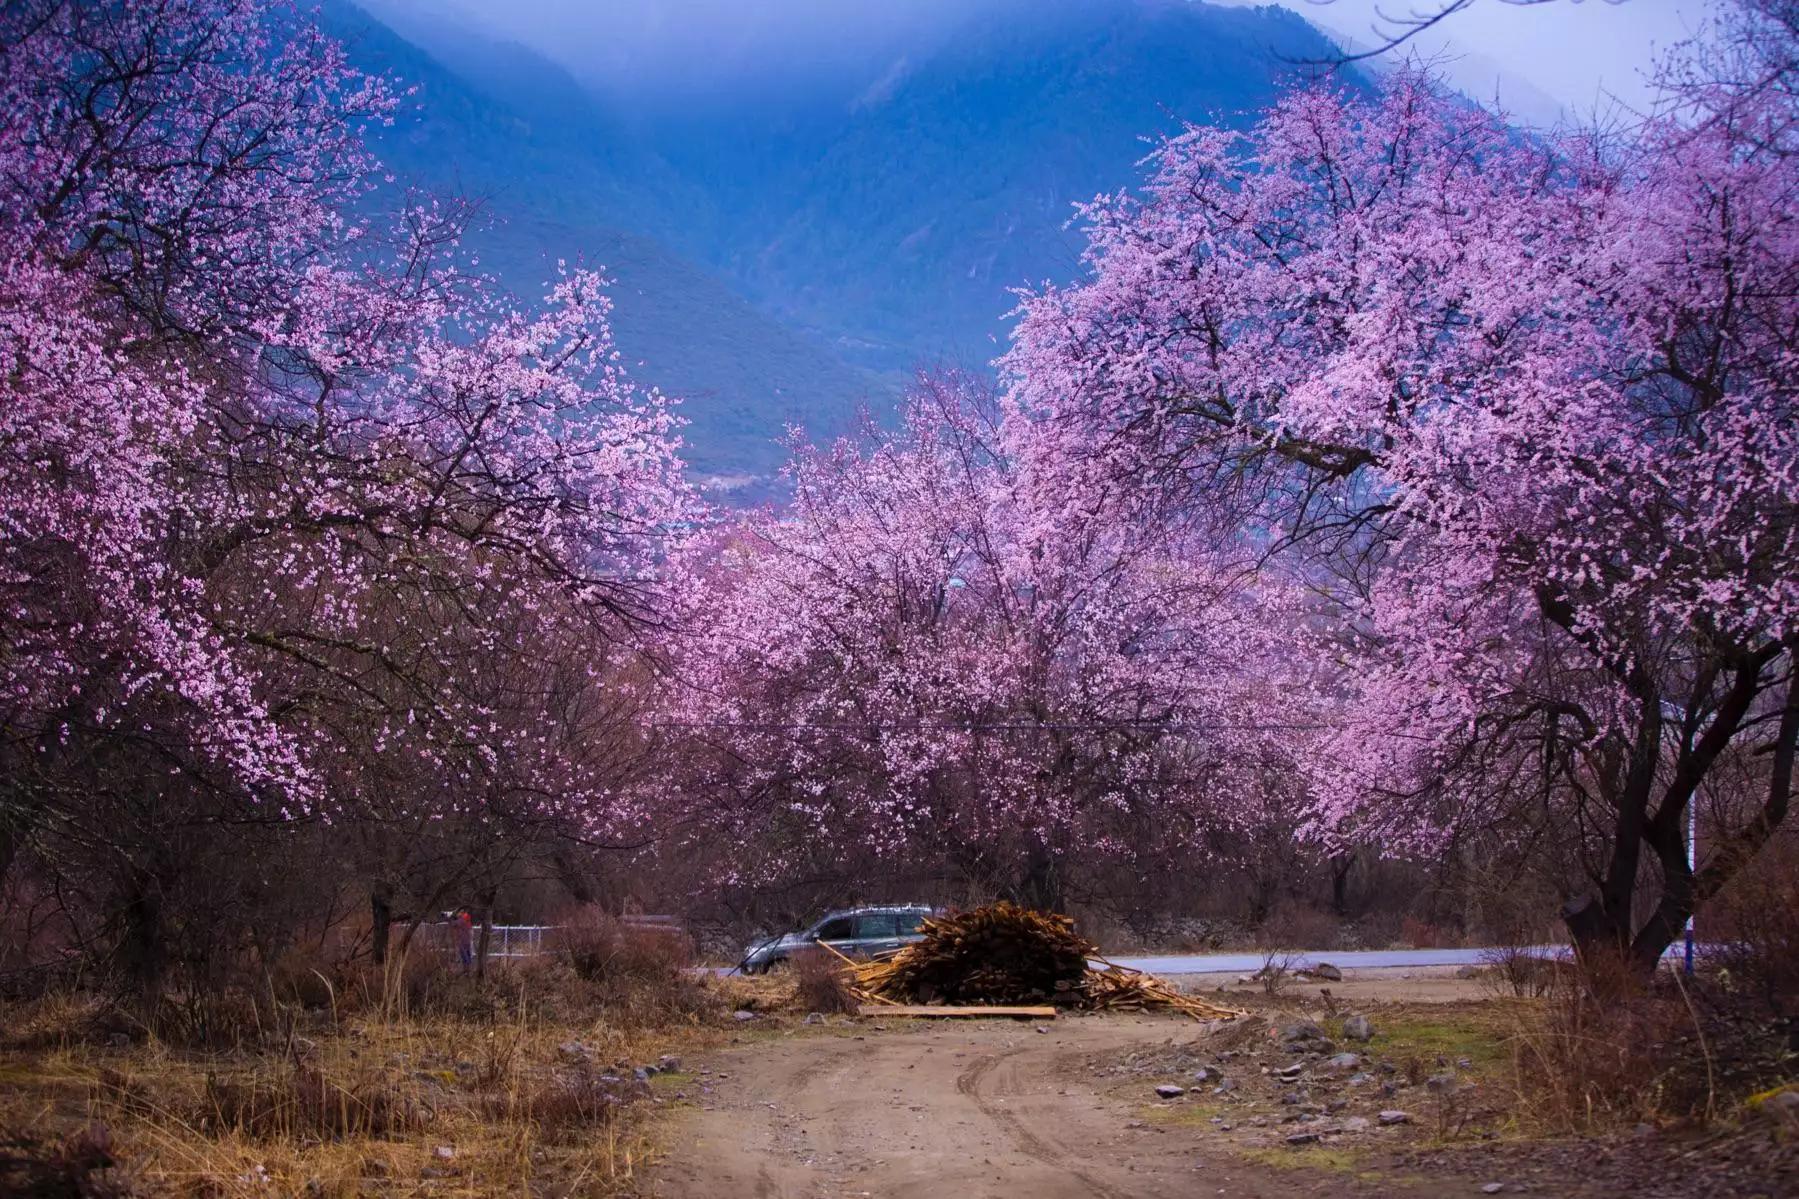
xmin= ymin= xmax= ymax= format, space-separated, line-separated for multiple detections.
xmin=329 ymin=0 xmax=1352 ymax=492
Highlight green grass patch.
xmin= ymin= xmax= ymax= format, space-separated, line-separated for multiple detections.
xmin=1139 ymin=1099 xmax=1227 ymax=1126
xmin=1238 ymin=1144 xmax=1369 ymax=1174
xmin=1353 ymin=1008 xmax=1509 ymax=1074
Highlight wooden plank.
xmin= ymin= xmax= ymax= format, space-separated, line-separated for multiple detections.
xmin=859 ymin=1004 xmax=1056 ymax=1019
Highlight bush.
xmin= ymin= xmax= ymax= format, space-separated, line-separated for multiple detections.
xmin=1401 ymin=916 xmax=1446 ymax=949
xmin=1708 ymin=842 xmax=1799 ymax=1018
xmin=791 ymin=948 xmax=859 ymax=1015
xmin=547 ymin=907 xmax=716 ymax=1026
xmin=1500 ymin=961 xmax=1788 ymax=1133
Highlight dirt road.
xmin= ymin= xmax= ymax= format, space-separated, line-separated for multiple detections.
xmin=648 ymin=1015 xmax=1419 ymax=1199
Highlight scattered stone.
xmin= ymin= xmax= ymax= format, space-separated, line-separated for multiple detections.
xmin=1192 ymin=1067 xmax=1216 ymax=1084
xmin=1759 ymin=1090 xmax=1799 ymax=1123
xmin=1213 ymin=1079 xmax=1238 ymax=1095
xmin=1342 ymin=1116 xmax=1371 ymax=1133
xmin=1326 ymin=1052 xmax=1362 ymax=1072
xmin=1341 ymin=1014 xmax=1375 ymax=1042
xmin=1155 ymin=1084 xmax=1186 ymax=1099
xmin=1311 ymin=962 xmax=1344 ymax=981
xmin=1285 ymin=1131 xmax=1321 ymax=1145
xmin=732 ymin=1009 xmax=758 ymax=1022
xmin=1482 ymin=1185 xmax=1505 ymax=1195
xmin=1277 ymin=1062 xmax=1306 ymax=1081
xmin=1378 ymin=1110 xmax=1411 ymax=1125
xmin=1276 ymin=1020 xmax=1328 ymax=1045
xmin=433 ymin=1146 xmax=455 ymax=1160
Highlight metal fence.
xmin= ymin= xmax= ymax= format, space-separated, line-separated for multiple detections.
xmin=418 ymin=916 xmax=684 ymax=960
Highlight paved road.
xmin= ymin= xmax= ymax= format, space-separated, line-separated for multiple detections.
xmin=1105 ymin=943 xmax=1705 ymax=975
xmin=724 ymin=942 xmax=1696 ymax=975
xmin=1101 ymin=946 xmax=1541 ymax=974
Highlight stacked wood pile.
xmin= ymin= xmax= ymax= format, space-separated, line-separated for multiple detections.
xmin=856 ymin=903 xmax=1091 ymax=1004
xmin=839 ymin=902 xmax=1240 ymax=1021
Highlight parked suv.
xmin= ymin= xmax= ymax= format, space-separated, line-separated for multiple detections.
xmin=737 ymin=904 xmax=937 ymax=974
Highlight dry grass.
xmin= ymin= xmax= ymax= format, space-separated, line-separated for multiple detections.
xmin=1499 ymin=960 xmax=1797 ymax=1136
xmin=0 ymin=950 xmax=769 ymax=1198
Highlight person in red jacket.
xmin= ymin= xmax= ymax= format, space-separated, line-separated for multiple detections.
xmin=454 ymin=909 xmax=474 ymax=971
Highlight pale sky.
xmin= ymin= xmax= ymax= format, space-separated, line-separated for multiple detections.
xmin=1219 ymin=0 xmax=1718 ymax=124
xmin=396 ymin=0 xmax=1722 ymax=126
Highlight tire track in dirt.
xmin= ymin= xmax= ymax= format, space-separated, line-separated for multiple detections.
xmin=648 ymin=1015 xmax=1441 ymax=1198
xmin=954 ymin=1049 xmax=1124 ymax=1199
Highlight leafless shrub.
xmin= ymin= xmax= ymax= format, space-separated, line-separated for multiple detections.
xmin=1506 ymin=961 xmax=1708 ymax=1134
xmin=791 ymin=947 xmax=859 ymax=1015
xmin=1255 ymin=949 xmax=1300 ymax=996
xmin=1706 ymin=841 xmax=1799 ymax=1018
xmin=1478 ymin=947 xmax=1560 ymax=999
xmin=547 ymin=907 xmax=717 ymax=1027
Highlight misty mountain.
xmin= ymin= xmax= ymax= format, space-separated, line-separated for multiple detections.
xmin=329 ymin=0 xmax=1351 ymax=488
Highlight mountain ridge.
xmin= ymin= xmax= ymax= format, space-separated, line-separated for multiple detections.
xmin=329 ymin=0 xmax=1357 ymax=489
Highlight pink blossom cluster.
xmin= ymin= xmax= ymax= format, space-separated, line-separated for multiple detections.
xmin=998 ymin=11 xmax=1796 ymax=964
xmin=0 ymin=0 xmax=694 ymax=831
xmin=657 ymin=377 xmax=1313 ymax=898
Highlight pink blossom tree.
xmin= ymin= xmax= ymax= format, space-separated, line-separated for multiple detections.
xmin=660 ymin=376 xmax=1302 ymax=909
xmin=1003 ymin=38 xmax=1798 ymax=973
xmin=0 ymin=0 xmax=694 ymax=988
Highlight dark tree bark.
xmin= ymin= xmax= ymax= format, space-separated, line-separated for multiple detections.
xmin=118 ymin=878 xmax=166 ymax=1006
xmin=1330 ymin=851 xmax=1357 ymax=917
xmin=475 ymin=887 xmax=496 ymax=980
xmin=370 ymin=878 xmax=394 ymax=967
xmin=1561 ymin=643 xmax=1796 ymax=982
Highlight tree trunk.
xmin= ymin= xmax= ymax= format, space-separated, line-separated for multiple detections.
xmin=1330 ymin=851 xmax=1356 ymax=917
xmin=1012 ymin=847 xmax=1063 ymax=913
xmin=0 ymin=816 xmax=16 ymax=900
xmin=1561 ymin=893 xmax=1631 ymax=971
xmin=370 ymin=879 xmax=394 ymax=966
xmin=475 ymin=889 xmax=495 ymax=981
xmin=119 ymin=880 xmax=166 ymax=1007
